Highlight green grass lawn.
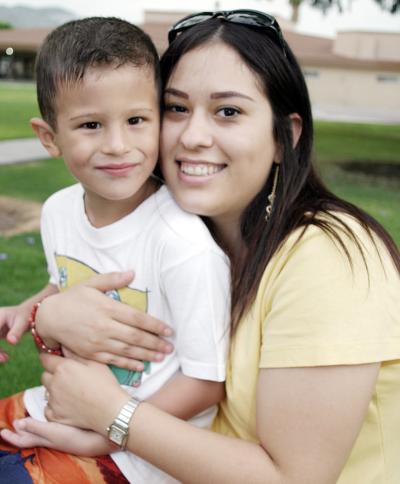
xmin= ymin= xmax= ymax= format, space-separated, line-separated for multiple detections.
xmin=0 ymin=157 xmax=75 ymax=202
xmin=314 ymin=121 xmax=400 ymax=163
xmin=0 ymin=81 xmax=399 ymax=397
xmin=0 ymin=158 xmax=74 ymax=397
xmin=0 ymin=232 xmax=48 ymax=395
xmin=321 ymin=165 xmax=400 ymax=243
xmin=314 ymin=120 xmax=400 ymax=243
xmin=0 ymin=82 xmax=39 ymax=140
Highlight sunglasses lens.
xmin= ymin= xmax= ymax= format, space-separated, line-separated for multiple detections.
xmin=173 ymin=14 xmax=213 ymax=31
xmin=169 ymin=13 xmax=213 ymax=43
xmin=169 ymin=10 xmax=285 ymax=56
xmin=228 ymin=12 xmax=274 ymax=28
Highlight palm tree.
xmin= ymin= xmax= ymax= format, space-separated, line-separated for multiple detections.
xmin=290 ymin=0 xmax=304 ymax=23
xmin=256 ymin=0 xmax=399 ymax=23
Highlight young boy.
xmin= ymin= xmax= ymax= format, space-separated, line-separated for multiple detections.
xmin=0 ymin=17 xmax=230 ymax=483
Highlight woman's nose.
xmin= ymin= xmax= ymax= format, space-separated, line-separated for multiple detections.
xmin=180 ymin=111 xmax=213 ymax=150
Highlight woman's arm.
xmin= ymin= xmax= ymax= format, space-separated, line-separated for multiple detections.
xmin=2 ymin=372 xmax=224 ymax=455
xmin=41 ymin=354 xmax=379 ymax=484
xmin=35 ymin=272 xmax=173 ymax=371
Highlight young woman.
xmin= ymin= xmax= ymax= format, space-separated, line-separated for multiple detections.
xmin=3 ymin=10 xmax=400 ymax=484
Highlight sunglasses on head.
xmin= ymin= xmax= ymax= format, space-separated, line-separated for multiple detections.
xmin=168 ymin=9 xmax=287 ymax=57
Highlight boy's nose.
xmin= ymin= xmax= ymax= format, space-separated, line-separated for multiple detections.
xmin=101 ymin=128 xmax=130 ymax=156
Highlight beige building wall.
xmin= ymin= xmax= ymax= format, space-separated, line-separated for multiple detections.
xmin=334 ymin=31 xmax=400 ymax=62
xmin=303 ymin=66 xmax=400 ymax=111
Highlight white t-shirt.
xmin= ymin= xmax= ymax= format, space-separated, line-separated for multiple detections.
xmin=24 ymin=183 xmax=230 ymax=483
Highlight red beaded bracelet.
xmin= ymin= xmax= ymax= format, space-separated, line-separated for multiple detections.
xmin=29 ymin=302 xmax=63 ymax=356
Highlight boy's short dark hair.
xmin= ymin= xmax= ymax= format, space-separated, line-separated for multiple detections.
xmin=36 ymin=17 xmax=160 ymax=129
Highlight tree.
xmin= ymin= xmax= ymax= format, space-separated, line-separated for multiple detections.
xmin=374 ymin=0 xmax=400 ymax=13
xmin=314 ymin=0 xmax=400 ymax=14
xmin=256 ymin=0 xmax=399 ymax=23
xmin=0 ymin=21 xmax=12 ymax=29
xmin=293 ymin=0 xmax=400 ymax=22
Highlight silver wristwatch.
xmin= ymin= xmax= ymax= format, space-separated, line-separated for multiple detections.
xmin=107 ymin=397 xmax=141 ymax=449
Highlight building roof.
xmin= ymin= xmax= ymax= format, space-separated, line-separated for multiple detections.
xmin=0 ymin=19 xmax=399 ymax=72
xmin=284 ymin=31 xmax=400 ymax=72
xmin=0 ymin=28 xmax=49 ymax=52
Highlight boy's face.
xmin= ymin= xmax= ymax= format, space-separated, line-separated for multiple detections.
xmin=52 ymin=64 xmax=160 ymax=222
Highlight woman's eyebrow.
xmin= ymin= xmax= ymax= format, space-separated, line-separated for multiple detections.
xmin=164 ymin=88 xmax=188 ymax=99
xmin=164 ymin=88 xmax=254 ymax=102
xmin=210 ymin=91 xmax=255 ymax=101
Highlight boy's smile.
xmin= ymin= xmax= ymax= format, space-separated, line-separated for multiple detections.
xmin=51 ymin=63 xmax=160 ymax=227
xmin=96 ymin=163 xmax=139 ymax=177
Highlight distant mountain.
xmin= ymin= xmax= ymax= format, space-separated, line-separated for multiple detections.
xmin=0 ymin=5 xmax=77 ymax=28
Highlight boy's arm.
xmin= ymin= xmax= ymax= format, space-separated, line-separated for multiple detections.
xmin=158 ymin=236 xmax=231 ymax=421
xmin=0 ymin=283 xmax=58 ymax=361
xmin=154 ymin=231 xmax=230 ymax=423
xmin=147 ymin=372 xmax=225 ymax=420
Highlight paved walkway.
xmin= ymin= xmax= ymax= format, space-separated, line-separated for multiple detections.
xmin=312 ymin=105 xmax=400 ymax=125
xmin=0 ymin=138 xmax=50 ymax=166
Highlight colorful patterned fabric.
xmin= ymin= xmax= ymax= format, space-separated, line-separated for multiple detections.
xmin=0 ymin=393 xmax=129 ymax=483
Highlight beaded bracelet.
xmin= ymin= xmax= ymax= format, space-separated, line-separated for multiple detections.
xmin=29 ymin=302 xmax=63 ymax=356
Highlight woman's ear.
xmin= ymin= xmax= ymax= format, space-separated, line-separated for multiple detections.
xmin=289 ymin=113 xmax=302 ymax=148
xmin=30 ymin=117 xmax=62 ymax=158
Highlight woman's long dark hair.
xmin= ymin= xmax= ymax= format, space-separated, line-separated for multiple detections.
xmin=160 ymin=19 xmax=400 ymax=329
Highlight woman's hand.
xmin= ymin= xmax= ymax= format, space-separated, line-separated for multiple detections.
xmin=0 ymin=418 xmax=115 ymax=457
xmin=36 ymin=272 xmax=174 ymax=371
xmin=41 ymin=354 xmax=128 ymax=433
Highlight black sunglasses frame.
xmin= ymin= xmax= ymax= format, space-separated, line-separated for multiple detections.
xmin=168 ymin=9 xmax=287 ymax=58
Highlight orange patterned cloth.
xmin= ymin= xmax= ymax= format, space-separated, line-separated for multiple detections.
xmin=0 ymin=393 xmax=129 ymax=483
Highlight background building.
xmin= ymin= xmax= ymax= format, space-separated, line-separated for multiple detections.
xmin=1 ymin=9 xmax=399 ymax=121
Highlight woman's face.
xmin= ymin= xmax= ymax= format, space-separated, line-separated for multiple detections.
xmin=160 ymin=42 xmax=278 ymax=226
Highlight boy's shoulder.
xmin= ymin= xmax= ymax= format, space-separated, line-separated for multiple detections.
xmin=42 ymin=183 xmax=82 ymax=215
xmin=153 ymin=186 xmax=222 ymax=254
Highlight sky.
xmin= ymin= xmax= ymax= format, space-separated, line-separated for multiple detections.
xmin=0 ymin=0 xmax=399 ymax=37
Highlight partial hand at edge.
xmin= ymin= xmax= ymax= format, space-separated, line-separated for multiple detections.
xmin=0 ymin=417 xmax=115 ymax=456
xmin=0 ymin=303 xmax=35 ymax=363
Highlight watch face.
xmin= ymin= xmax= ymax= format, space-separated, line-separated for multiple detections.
xmin=109 ymin=425 xmax=125 ymax=446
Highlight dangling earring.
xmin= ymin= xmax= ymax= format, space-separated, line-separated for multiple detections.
xmin=265 ymin=164 xmax=279 ymax=222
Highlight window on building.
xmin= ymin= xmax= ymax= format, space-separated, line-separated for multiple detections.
xmin=376 ymin=74 xmax=399 ymax=83
xmin=303 ymin=69 xmax=320 ymax=79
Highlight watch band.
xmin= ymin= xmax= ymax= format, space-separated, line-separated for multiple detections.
xmin=107 ymin=397 xmax=141 ymax=449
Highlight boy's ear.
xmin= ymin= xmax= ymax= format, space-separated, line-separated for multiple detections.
xmin=289 ymin=113 xmax=302 ymax=148
xmin=30 ymin=117 xmax=62 ymax=158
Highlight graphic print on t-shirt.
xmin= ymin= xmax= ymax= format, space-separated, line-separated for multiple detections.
xmin=55 ymin=254 xmax=151 ymax=387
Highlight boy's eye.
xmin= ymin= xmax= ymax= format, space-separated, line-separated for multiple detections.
xmin=128 ymin=117 xmax=144 ymax=125
xmin=81 ymin=122 xmax=101 ymax=129
xmin=217 ymin=107 xmax=240 ymax=118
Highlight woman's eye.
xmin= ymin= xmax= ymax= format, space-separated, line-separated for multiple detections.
xmin=164 ymin=104 xmax=187 ymax=114
xmin=81 ymin=121 xmax=101 ymax=129
xmin=128 ymin=117 xmax=144 ymax=125
xmin=217 ymin=107 xmax=240 ymax=118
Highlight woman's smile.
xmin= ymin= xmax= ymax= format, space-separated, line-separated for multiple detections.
xmin=178 ymin=160 xmax=225 ymax=177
